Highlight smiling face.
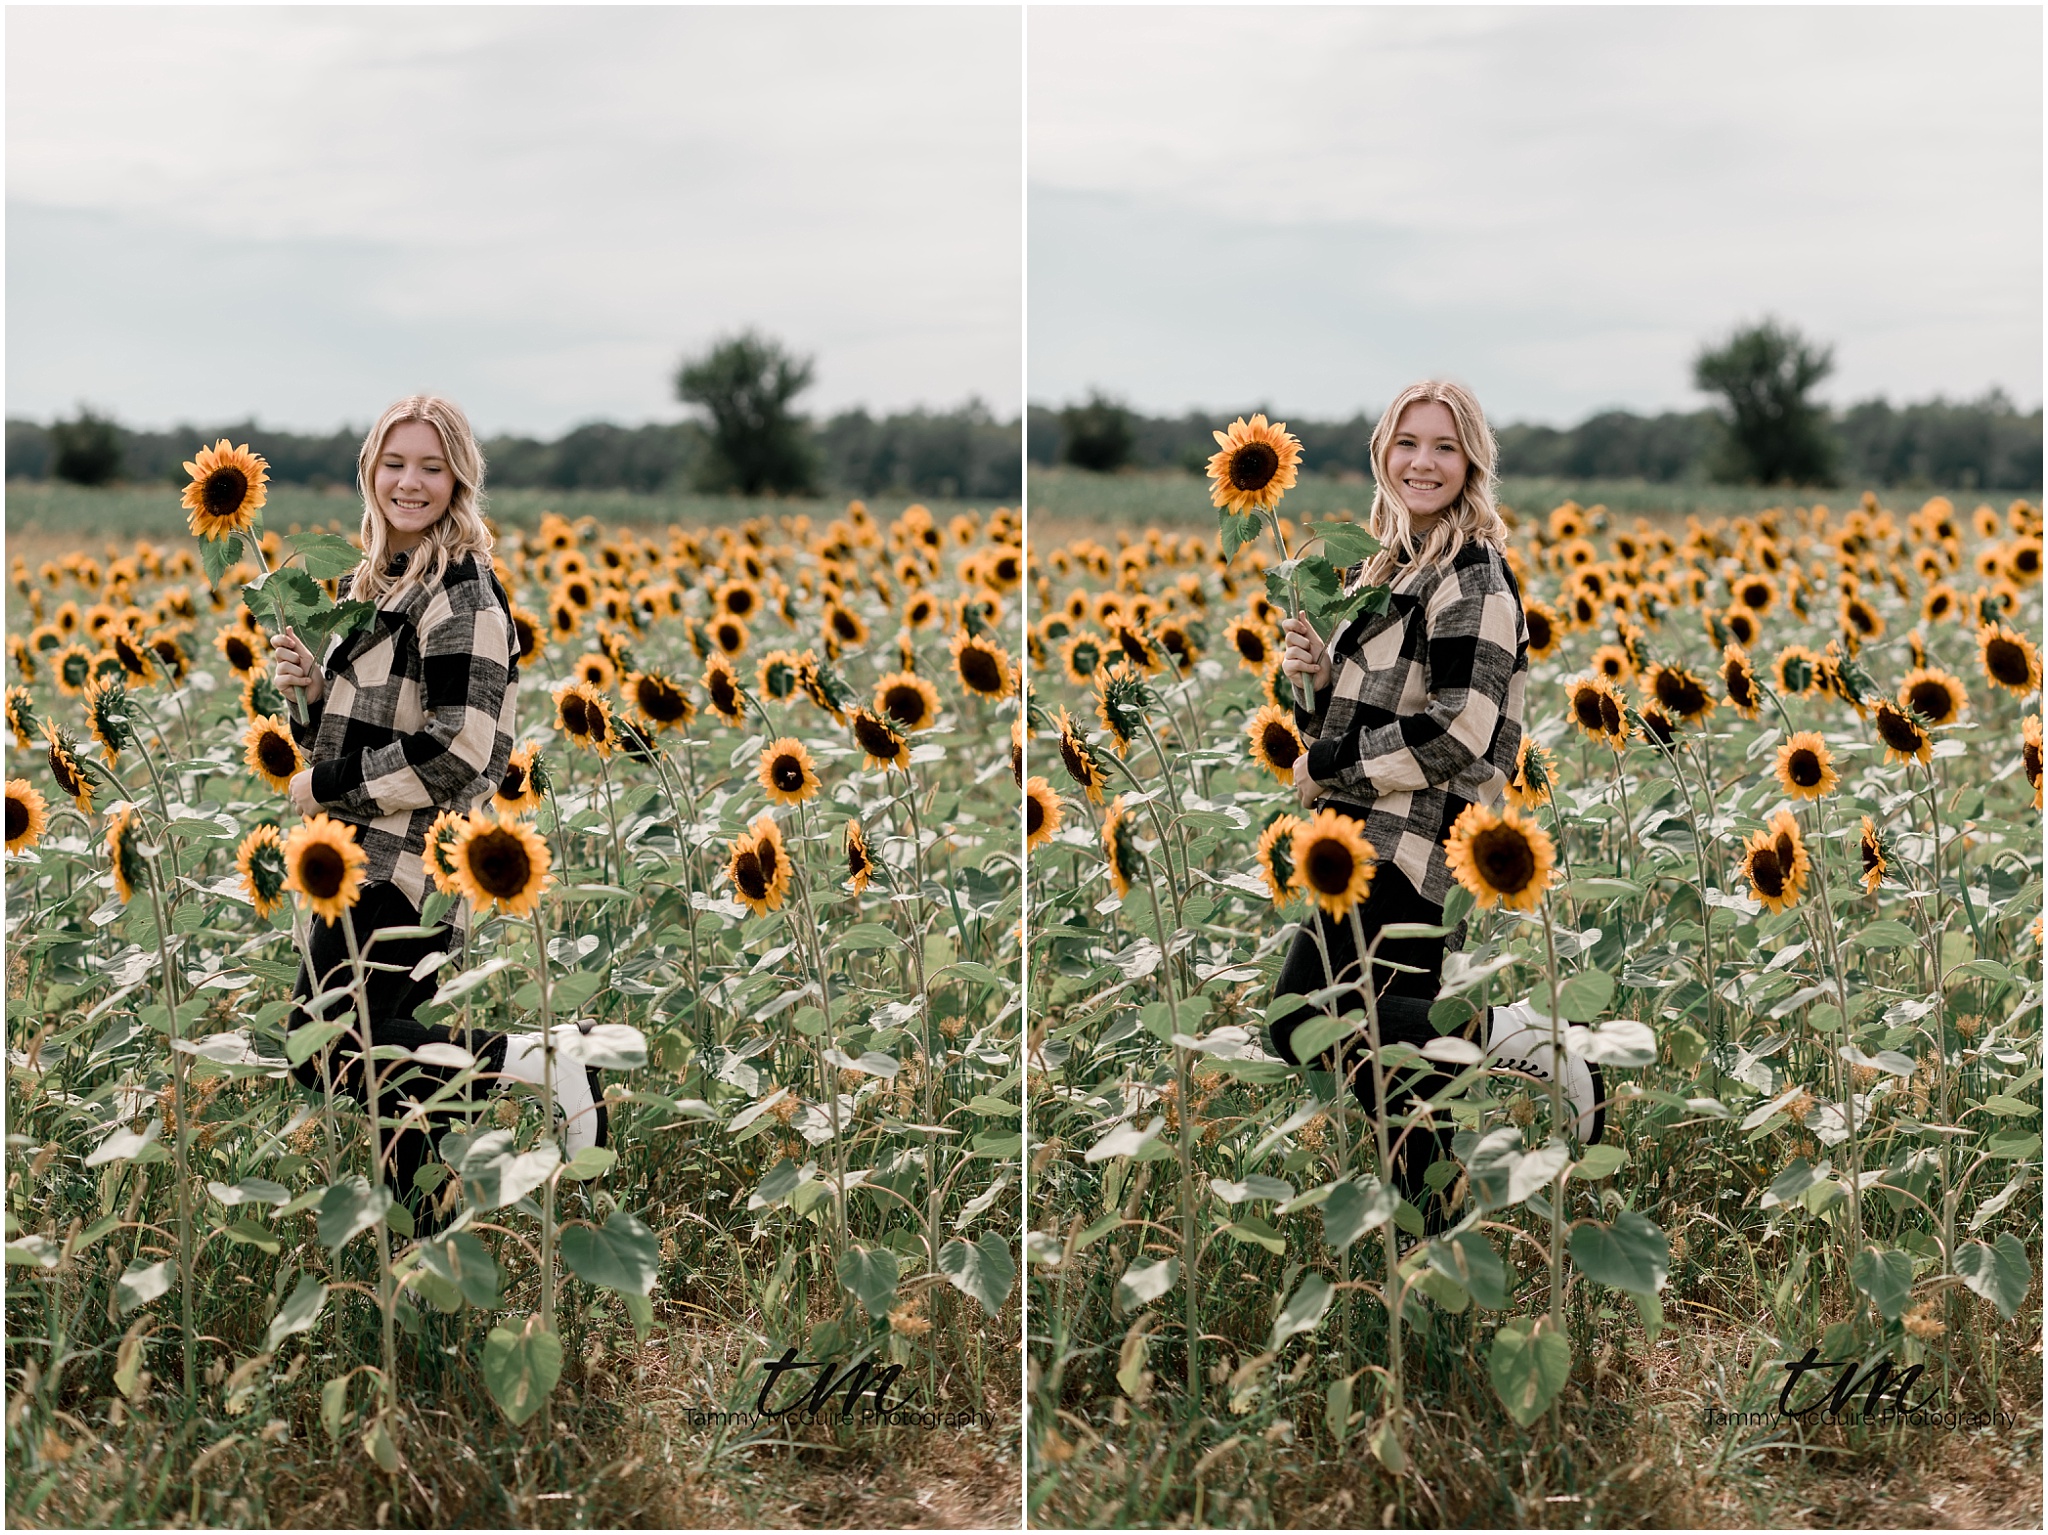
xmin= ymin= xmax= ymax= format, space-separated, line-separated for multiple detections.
xmin=1384 ymin=399 xmax=1470 ymax=518
xmin=373 ymin=419 xmax=456 ymax=551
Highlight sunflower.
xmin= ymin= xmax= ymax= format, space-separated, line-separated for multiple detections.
xmin=1773 ymin=645 xmax=1823 ymax=696
xmin=848 ymin=707 xmax=910 ymax=772
xmin=715 ymin=578 xmax=762 ymax=621
xmin=710 ymin=614 xmax=750 ymax=657
xmin=1733 ymin=573 xmax=1776 ymax=616
xmin=1590 ymin=643 xmax=1633 ymax=686
xmin=1024 ymin=776 xmax=1062 ymax=853
xmin=950 ymin=631 xmax=1013 ymax=700
xmin=450 ymin=811 xmax=553 ymax=919
xmin=1524 ymin=599 xmax=1563 ymax=660
xmin=1216 ymin=615 xmax=1271 ymax=673
xmin=823 ymin=602 xmax=869 ymax=650
xmin=1246 ymin=704 xmax=1304 ymax=783
xmin=283 ymin=814 xmax=368 ymax=924
xmin=1094 ymin=662 xmax=1149 ymax=757
xmin=423 ymin=809 xmax=467 ymax=896
xmin=701 ymin=656 xmax=747 ymax=727
xmin=1898 ymin=668 xmax=1967 ymax=729
xmin=1869 ymin=698 xmax=1933 ymax=766
xmin=1647 ymin=662 xmax=1716 ymax=723
xmin=242 ymin=714 xmax=303 ymax=793
xmin=622 ymin=670 xmax=693 ymax=734
xmin=845 ymin=818 xmax=875 ymax=894
xmin=1054 ymin=707 xmax=1108 ymax=805
xmin=903 ymin=592 xmax=939 ymax=630
xmin=1765 ymin=807 xmax=1812 ymax=898
xmin=1010 ymin=713 xmax=1025 ymax=788
xmin=1857 ymin=814 xmax=1900 ymax=895
xmin=799 ymin=655 xmax=857 ymax=723
xmin=1977 ymin=622 xmax=2041 ymax=697
xmin=1253 ymin=813 xmax=1301 ymax=906
xmin=1719 ymin=605 xmax=1759 ymax=649
xmin=6 ymin=779 xmax=48 ymax=855
xmin=146 ymin=631 xmax=191 ymax=685
xmin=493 ymin=742 xmax=548 ymax=816
xmin=1506 ymin=735 xmax=1555 ymax=810
xmin=5 ymin=687 xmax=38 ymax=752
xmin=1207 ymin=415 xmax=1304 ymax=517
xmin=1721 ymin=643 xmax=1762 ymax=720
xmin=757 ymin=737 xmax=821 ymax=805
xmin=572 ymin=650 xmax=619 ymax=693
xmin=1921 ymin=583 xmax=1960 ymax=626
xmin=181 ymin=439 xmax=270 ymax=540
xmin=1444 ymin=802 xmax=1555 ymax=913
xmin=49 ymin=643 xmax=95 ymax=698
xmin=1101 ymin=795 xmax=1144 ymax=900
xmin=83 ymin=675 xmax=131 ymax=766
xmin=106 ymin=621 xmax=158 ymax=687
xmin=555 ymin=681 xmax=616 ymax=755
xmin=874 ymin=671 xmax=941 ymax=733
xmin=1739 ymin=826 xmax=1803 ymax=913
xmin=2025 ymin=714 xmax=2043 ymax=808
xmin=727 ymin=813 xmax=791 ymax=917
xmin=1154 ymin=621 xmax=1198 ymax=671
xmin=1841 ymin=593 xmax=1884 ymax=644
xmin=1060 ymin=632 xmax=1106 ymax=686
xmin=214 ymin=626 xmax=264 ymax=678
xmin=1289 ymin=808 xmax=1377 ymax=918
xmin=1631 ymin=704 xmax=1678 ymax=750
xmin=44 ymin=719 xmax=94 ymax=814
xmin=106 ymin=805 xmax=147 ymax=903
xmin=1564 ymin=675 xmax=1629 ymax=750
xmin=508 ymin=605 xmax=544 ymax=661
xmin=1774 ymin=731 xmax=1839 ymax=800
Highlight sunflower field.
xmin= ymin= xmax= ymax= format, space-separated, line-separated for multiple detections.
xmin=3 ymin=463 xmax=1023 ymax=1524
xmin=1022 ymin=471 xmax=2043 ymax=1527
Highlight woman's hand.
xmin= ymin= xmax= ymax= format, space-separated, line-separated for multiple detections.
xmin=1279 ymin=613 xmax=1332 ymax=693
xmin=288 ymin=769 xmax=321 ymax=818
xmin=269 ymin=626 xmax=326 ymax=706
xmin=1291 ymin=752 xmax=1320 ymax=809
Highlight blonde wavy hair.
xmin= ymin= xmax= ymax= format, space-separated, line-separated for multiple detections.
xmin=350 ymin=395 xmax=493 ymax=606
xmin=1354 ymin=379 xmax=1510 ymax=591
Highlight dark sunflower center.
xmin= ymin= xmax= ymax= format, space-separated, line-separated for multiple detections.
xmin=733 ymin=851 xmax=768 ymax=900
xmin=1262 ymin=724 xmax=1299 ymax=769
xmin=728 ymin=590 xmax=755 ymax=616
xmin=718 ymin=624 xmax=742 ymax=649
xmin=1877 ymin=706 xmax=1924 ymax=751
xmin=1788 ymin=749 xmax=1822 ymax=787
xmin=1304 ymin=838 xmax=1355 ymax=897
xmin=1904 ymin=682 xmax=1950 ymax=722
xmin=299 ymin=843 xmax=346 ymax=899
xmin=226 ymin=636 xmax=253 ymax=670
xmin=833 ymin=611 xmax=860 ymax=640
xmin=848 ymin=838 xmax=869 ymax=875
xmin=640 ymin=678 xmax=686 ymax=721
xmin=6 ymin=796 xmax=27 ymax=841
xmin=468 ymin=829 xmax=531 ymax=899
xmin=562 ymin=696 xmax=592 ymax=736
xmin=756 ymin=837 xmax=780 ymax=883
xmin=1026 ymin=795 xmax=1044 ymax=836
xmin=1986 ymin=638 xmax=2029 ymax=685
xmin=1725 ymin=662 xmax=1755 ymax=707
xmin=1742 ymin=582 xmax=1767 ymax=607
xmin=50 ymin=749 xmax=80 ymax=795
xmin=258 ymin=732 xmax=297 ymax=777
xmin=710 ymin=675 xmax=739 ymax=714
xmin=882 ymin=684 xmax=926 ymax=726
xmin=958 ymin=646 xmax=1002 ymax=694
xmin=1060 ymin=736 xmax=1089 ymax=785
xmin=501 ymin=762 xmax=527 ymax=797
xmin=1572 ymin=689 xmax=1603 ymax=730
xmin=1228 ymin=443 xmax=1280 ymax=493
xmin=855 ymin=716 xmax=901 ymax=758
xmin=2026 ymin=742 xmax=2042 ymax=780
xmin=911 ymin=599 xmax=933 ymax=622
xmin=1527 ymin=612 xmax=1552 ymax=651
xmin=1750 ymin=848 xmax=1785 ymax=898
xmin=771 ymin=754 xmax=806 ymax=791
xmin=202 ymin=468 xmax=248 ymax=519
xmin=1473 ymin=824 xmax=1537 ymax=895
xmin=1236 ymin=629 xmax=1267 ymax=662
xmin=1597 ymin=695 xmax=1623 ymax=735
xmin=1072 ymin=642 xmax=1100 ymax=674
xmin=1774 ymin=830 xmax=1799 ymax=871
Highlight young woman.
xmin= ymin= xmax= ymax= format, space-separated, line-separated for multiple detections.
xmin=1266 ymin=379 xmax=1597 ymax=1239
xmin=270 ymin=395 xmax=526 ymax=1222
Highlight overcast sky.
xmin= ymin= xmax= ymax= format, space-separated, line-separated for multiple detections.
xmin=1029 ymin=5 xmax=2042 ymax=426
xmin=8 ymin=6 xmax=1022 ymax=436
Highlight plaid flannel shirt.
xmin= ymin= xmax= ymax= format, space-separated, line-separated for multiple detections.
xmin=288 ymin=551 xmax=520 ymax=919
xmin=1293 ymin=538 xmax=1528 ymax=913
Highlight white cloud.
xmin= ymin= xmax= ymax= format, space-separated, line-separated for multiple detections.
xmin=1027 ymin=5 xmax=2041 ymax=422
xmin=8 ymin=5 xmax=1023 ymax=433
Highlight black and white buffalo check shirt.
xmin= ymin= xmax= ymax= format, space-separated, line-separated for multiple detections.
xmin=289 ymin=550 xmax=520 ymax=919
xmin=1294 ymin=537 xmax=1529 ymax=913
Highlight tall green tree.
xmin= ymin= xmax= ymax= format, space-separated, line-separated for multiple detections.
xmin=50 ymin=407 xmax=124 ymax=486
xmin=674 ymin=330 xmax=818 ymax=496
xmin=1692 ymin=319 xmax=1838 ymax=486
xmin=1058 ymin=392 xmax=1136 ymax=473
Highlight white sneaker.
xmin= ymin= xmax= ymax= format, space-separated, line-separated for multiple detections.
xmin=497 ymin=1026 xmax=609 ymax=1159
xmin=1485 ymin=998 xmax=1605 ymax=1145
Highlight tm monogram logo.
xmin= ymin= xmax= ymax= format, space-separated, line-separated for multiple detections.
xmin=752 ymin=1348 xmax=908 ymax=1419
xmin=1776 ymin=1347 xmax=1940 ymax=1420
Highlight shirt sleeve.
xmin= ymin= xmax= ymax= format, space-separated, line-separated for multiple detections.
xmin=1304 ymin=559 xmax=1520 ymax=795
xmin=310 ymin=579 xmax=512 ymax=816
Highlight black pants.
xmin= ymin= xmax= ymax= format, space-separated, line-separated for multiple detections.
xmin=289 ymin=882 xmax=496 ymax=1212
xmin=1266 ymin=860 xmax=1469 ymax=1227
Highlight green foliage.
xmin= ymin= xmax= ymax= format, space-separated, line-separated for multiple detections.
xmin=1058 ymin=392 xmax=1136 ymax=474
xmin=674 ymin=329 xmax=819 ymax=496
xmin=1692 ymin=318 xmax=1838 ymax=486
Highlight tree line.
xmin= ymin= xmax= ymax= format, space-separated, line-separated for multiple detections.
xmin=1034 ymin=322 xmax=2042 ymax=492
xmin=6 ymin=332 xmax=1021 ymax=501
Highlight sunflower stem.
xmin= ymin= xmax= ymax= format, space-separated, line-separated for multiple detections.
xmin=525 ymin=902 xmax=561 ymax=1337
xmin=1799 ymin=794 xmax=1867 ymax=1291
xmin=142 ymin=854 xmax=199 ymax=1410
xmin=789 ymin=799 xmax=851 ymax=1263
xmin=1138 ymin=864 xmax=1196 ymax=1410
xmin=244 ymin=537 xmax=311 ymax=726
xmin=1538 ymin=893 xmax=1569 ymax=1438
